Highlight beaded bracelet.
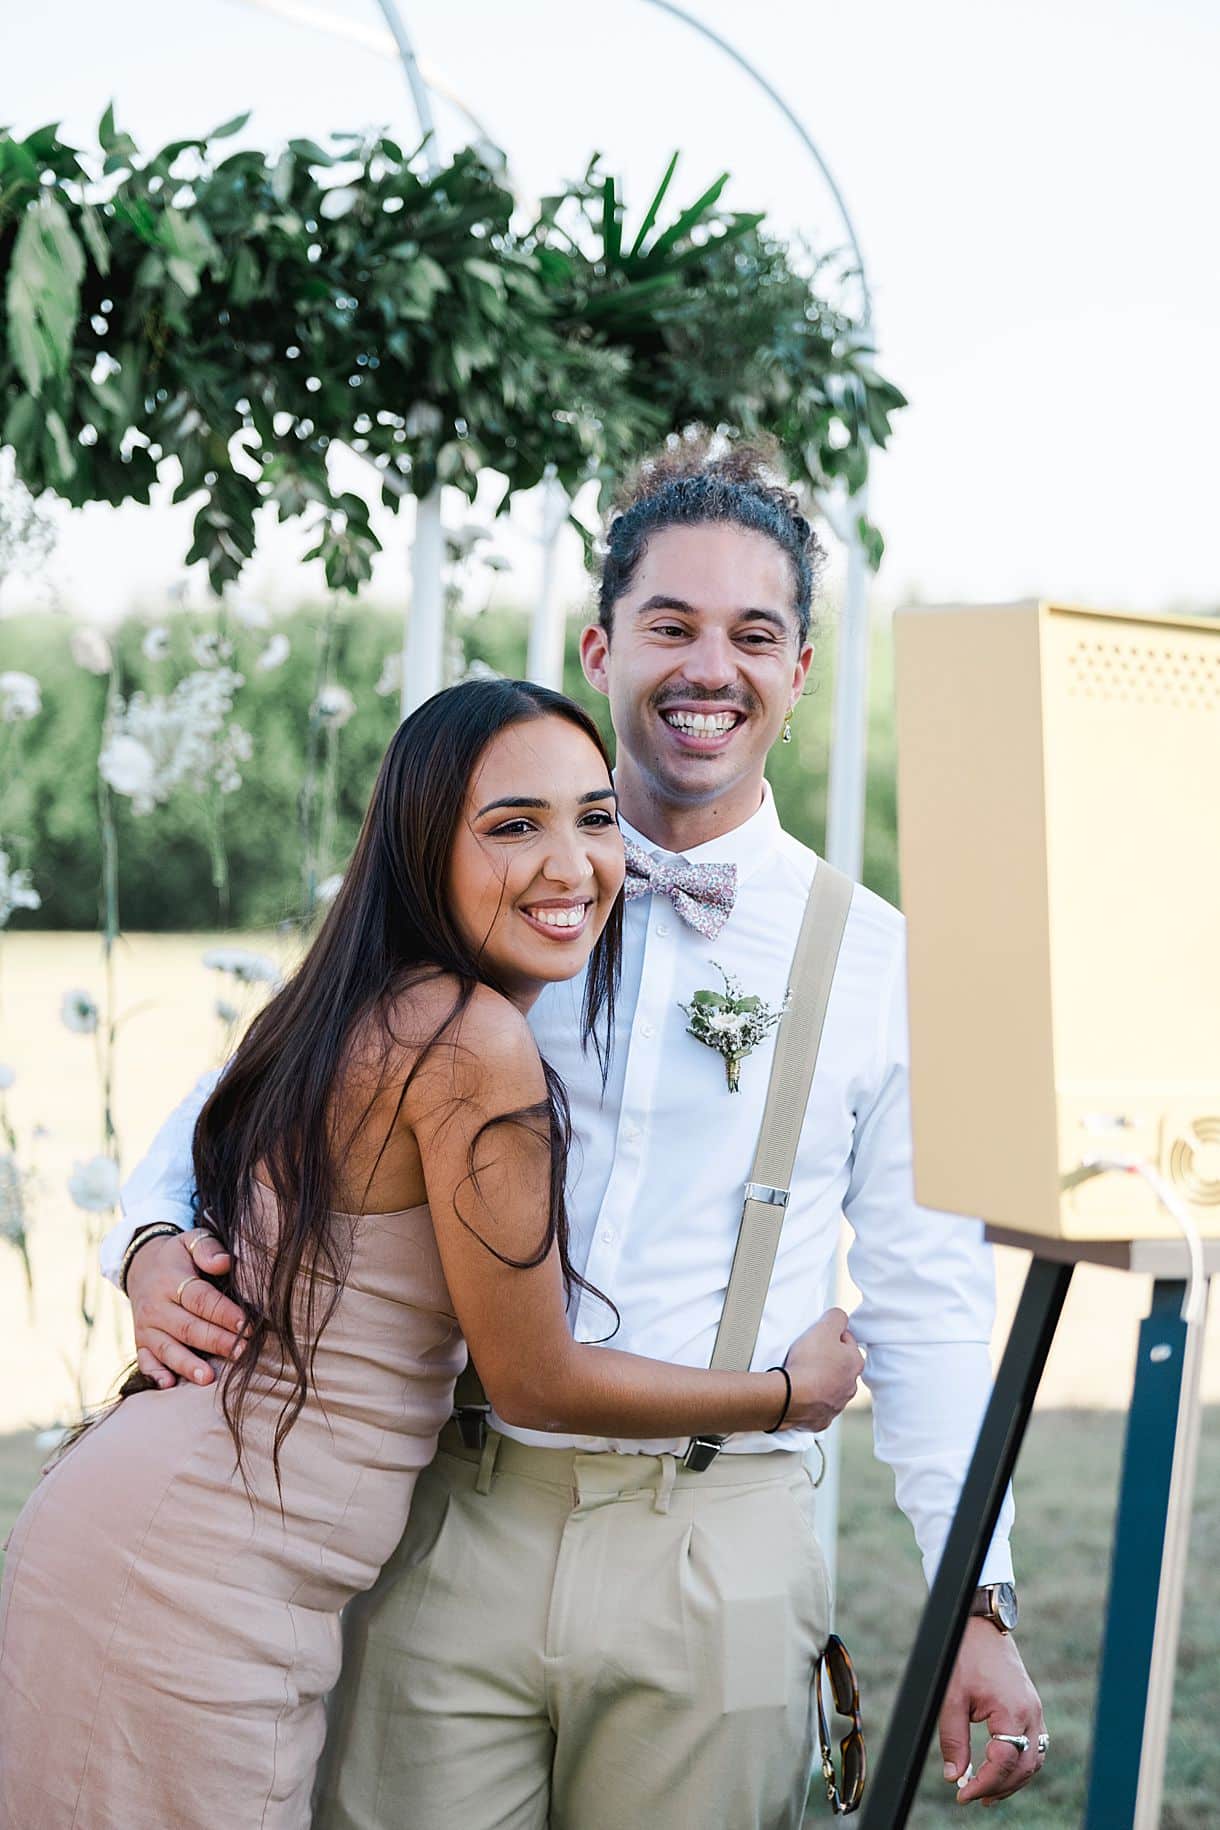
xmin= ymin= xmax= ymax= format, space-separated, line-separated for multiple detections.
xmin=118 ymin=1221 xmax=183 ymax=1296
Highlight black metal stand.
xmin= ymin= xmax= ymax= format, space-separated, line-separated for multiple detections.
xmin=857 ymin=1235 xmax=1214 ymax=1830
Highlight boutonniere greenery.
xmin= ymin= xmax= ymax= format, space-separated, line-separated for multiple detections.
xmin=680 ymin=964 xmax=789 ymax=1093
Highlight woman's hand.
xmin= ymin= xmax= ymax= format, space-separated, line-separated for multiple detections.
xmin=125 ymin=1231 xmax=246 ymax=1387
xmin=782 ymin=1307 xmax=865 ymax=1433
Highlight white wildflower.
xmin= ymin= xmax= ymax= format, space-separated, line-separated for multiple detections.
xmin=191 ymin=631 xmax=234 ymax=669
xmin=100 ymin=667 xmax=247 ymax=814
xmin=141 ymin=625 xmax=171 ymax=661
xmin=0 ymin=1063 xmax=14 ymax=1090
xmin=71 ymin=626 xmax=113 ymax=674
xmin=375 ymin=652 xmax=401 ymax=698
xmin=67 ymin=1154 xmax=120 ymax=1213
xmin=314 ymin=683 xmax=355 ymax=728
xmin=202 ymin=947 xmax=281 ymax=986
xmin=98 ymin=733 xmax=159 ymax=810
xmin=0 ymin=849 xmax=40 ymax=927
xmin=256 ymin=633 xmax=291 ymax=673
xmin=459 ymin=657 xmax=501 ymax=685
xmin=0 ymin=671 xmax=41 ymax=722
xmin=316 ymin=873 xmax=344 ymax=905
xmin=215 ymin=997 xmax=240 ymax=1025
xmin=60 ymin=989 xmax=99 ymax=1034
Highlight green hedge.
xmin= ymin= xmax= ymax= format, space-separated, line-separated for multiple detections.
xmin=0 ymin=601 xmax=900 ymax=931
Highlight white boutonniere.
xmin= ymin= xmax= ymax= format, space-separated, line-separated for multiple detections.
xmin=680 ymin=964 xmax=789 ymax=1093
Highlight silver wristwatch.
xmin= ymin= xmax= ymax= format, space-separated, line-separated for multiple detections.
xmin=970 ymin=1582 xmax=1019 ymax=1633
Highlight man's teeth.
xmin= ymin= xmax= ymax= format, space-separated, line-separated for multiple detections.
xmin=529 ymin=905 xmax=588 ymax=929
xmin=663 ymin=710 xmax=739 ymax=734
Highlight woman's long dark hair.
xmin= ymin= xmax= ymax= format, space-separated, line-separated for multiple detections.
xmin=193 ymin=678 xmax=621 ymax=1481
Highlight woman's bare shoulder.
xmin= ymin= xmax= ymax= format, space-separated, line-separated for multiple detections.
xmin=375 ymin=974 xmax=541 ymax=1106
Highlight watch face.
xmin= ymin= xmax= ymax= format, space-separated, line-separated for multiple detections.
xmin=994 ymin=1582 xmax=1019 ymax=1631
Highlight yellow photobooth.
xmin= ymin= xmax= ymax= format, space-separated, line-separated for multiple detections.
xmin=862 ymin=603 xmax=1219 ymax=1828
xmin=895 ymin=599 xmax=1220 ymax=1242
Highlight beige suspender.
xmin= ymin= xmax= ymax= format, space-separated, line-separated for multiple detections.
xmin=451 ymin=862 xmax=856 ymax=1462
xmin=683 ymin=861 xmax=854 ymax=1469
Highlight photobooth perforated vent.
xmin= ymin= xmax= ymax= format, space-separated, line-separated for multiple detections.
xmin=1066 ymin=638 xmax=1220 ymax=711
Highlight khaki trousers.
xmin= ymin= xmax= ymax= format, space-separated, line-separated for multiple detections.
xmin=315 ymin=1425 xmax=831 ymax=1830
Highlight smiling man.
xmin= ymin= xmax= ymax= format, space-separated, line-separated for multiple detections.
xmin=105 ymin=436 xmax=1045 ymax=1826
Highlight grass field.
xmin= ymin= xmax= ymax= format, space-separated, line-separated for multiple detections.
xmin=2 ymin=1409 xmax=1216 ymax=1824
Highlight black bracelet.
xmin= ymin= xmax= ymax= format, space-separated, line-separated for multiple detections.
xmin=118 ymin=1222 xmax=183 ymax=1296
xmin=764 ymin=1364 xmax=793 ymax=1434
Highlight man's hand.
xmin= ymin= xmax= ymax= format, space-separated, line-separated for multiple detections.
xmin=939 ymin=1619 xmax=1046 ymax=1806
xmin=126 ymin=1230 xmax=246 ymax=1388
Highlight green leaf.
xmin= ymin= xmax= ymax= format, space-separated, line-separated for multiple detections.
xmin=628 ymin=151 xmax=679 ymax=258
xmin=648 ymin=171 xmax=731 ymax=259
xmin=210 ymin=112 xmax=251 ymax=141
xmin=44 ymin=407 xmax=74 ymax=479
xmin=5 ymin=194 xmax=85 ymax=393
xmin=79 ymin=205 xmax=110 ymax=275
xmin=690 ymin=989 xmax=729 ymax=1009
xmin=3 ymin=391 xmax=38 ymax=450
xmin=600 ymin=175 xmax=622 ymax=266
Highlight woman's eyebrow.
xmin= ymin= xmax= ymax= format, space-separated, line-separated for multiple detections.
xmin=475 ymin=787 xmax=618 ymax=817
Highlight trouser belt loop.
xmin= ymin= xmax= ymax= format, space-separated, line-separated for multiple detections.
xmin=653 ymin=1452 xmax=678 ymax=1515
xmin=475 ymin=1428 xmax=501 ymax=1495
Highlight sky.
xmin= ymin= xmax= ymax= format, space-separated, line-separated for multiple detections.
xmin=3 ymin=0 xmax=1218 ymax=623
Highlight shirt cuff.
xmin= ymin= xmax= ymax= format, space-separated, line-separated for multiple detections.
xmin=99 ymin=1208 xmax=184 ymax=1288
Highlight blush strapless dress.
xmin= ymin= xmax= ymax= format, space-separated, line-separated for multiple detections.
xmin=0 ymin=1192 xmax=464 ymax=1829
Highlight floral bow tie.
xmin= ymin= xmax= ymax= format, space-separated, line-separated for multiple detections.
xmin=622 ymin=838 xmax=738 ymax=940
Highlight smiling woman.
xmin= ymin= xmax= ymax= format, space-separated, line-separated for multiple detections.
xmin=449 ymin=717 xmax=625 ymax=1005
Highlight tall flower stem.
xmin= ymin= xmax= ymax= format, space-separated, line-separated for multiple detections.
xmin=298 ymin=604 xmax=337 ymax=919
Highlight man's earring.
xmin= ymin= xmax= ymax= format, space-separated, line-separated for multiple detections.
xmin=782 ymin=709 xmax=794 ymax=745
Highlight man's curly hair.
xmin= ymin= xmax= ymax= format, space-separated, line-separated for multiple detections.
xmin=598 ymin=430 xmax=824 ymax=644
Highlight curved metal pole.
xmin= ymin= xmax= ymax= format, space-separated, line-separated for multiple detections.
xmin=372 ymin=0 xmax=439 ymax=176
xmin=636 ymin=0 xmax=881 ymax=1618
xmin=368 ymin=1 xmax=449 ymax=718
xmin=228 ymin=0 xmax=498 ymax=145
xmin=637 ymin=0 xmax=871 ymax=325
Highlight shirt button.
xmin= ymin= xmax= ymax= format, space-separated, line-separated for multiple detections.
xmin=655 ymin=920 xmax=671 ymax=938
xmin=600 ymin=1228 xmax=615 ymax=1245
xmin=622 ymin=1120 xmax=640 ymax=1143
xmin=639 ymin=1021 xmax=656 ymax=1039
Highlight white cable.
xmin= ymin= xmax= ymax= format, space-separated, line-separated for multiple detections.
xmin=1080 ymin=1156 xmax=1207 ymax=1325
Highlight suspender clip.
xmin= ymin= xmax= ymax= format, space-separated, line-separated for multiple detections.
xmin=453 ymin=1402 xmax=491 ymax=1450
xmin=682 ymin=1434 xmax=726 ymax=1472
xmin=744 ymin=1182 xmax=790 ymax=1208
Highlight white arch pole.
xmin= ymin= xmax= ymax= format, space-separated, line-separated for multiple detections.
xmin=525 ymin=470 xmax=571 ymax=689
xmin=229 ymin=0 xmax=458 ymax=720
xmin=371 ymin=1 xmax=449 ymax=721
xmin=636 ymin=0 xmax=882 ymax=1609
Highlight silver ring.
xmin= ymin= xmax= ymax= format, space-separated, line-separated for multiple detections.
xmin=1037 ymin=1733 xmax=1050 ymax=1756
xmin=991 ymin=1733 xmax=1030 ymax=1754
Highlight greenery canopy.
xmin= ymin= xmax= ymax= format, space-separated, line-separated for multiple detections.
xmin=0 ymin=111 xmax=905 ymax=594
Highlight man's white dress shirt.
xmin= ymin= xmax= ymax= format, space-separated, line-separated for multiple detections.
xmin=104 ymin=785 xmax=1014 ymax=1586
